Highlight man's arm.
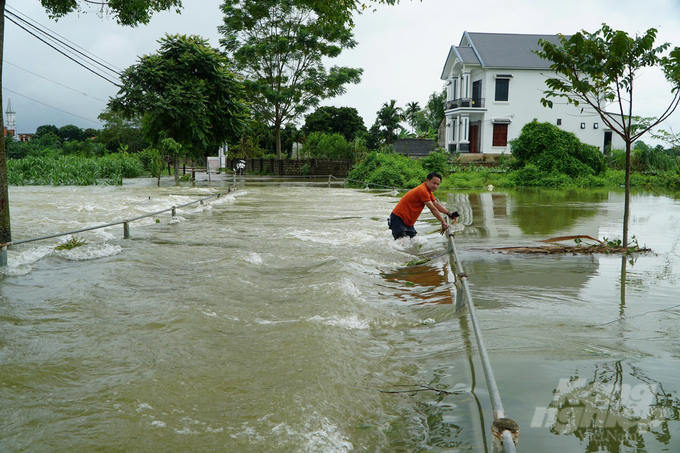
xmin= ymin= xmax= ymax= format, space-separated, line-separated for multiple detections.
xmin=425 ymin=201 xmax=450 ymax=228
xmin=432 ymin=200 xmax=459 ymax=222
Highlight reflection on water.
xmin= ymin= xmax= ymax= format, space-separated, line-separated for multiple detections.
xmin=1 ymin=181 xmax=680 ymax=452
xmin=532 ymin=360 xmax=679 ymax=452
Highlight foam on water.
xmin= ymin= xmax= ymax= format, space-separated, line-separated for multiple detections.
xmin=243 ymin=251 xmax=263 ymax=265
xmin=307 ymin=314 xmax=370 ymax=330
xmin=288 ymin=228 xmax=377 ymax=246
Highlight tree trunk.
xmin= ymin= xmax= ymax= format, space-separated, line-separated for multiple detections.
xmin=174 ymin=158 xmax=180 ymax=183
xmin=275 ymin=123 xmax=282 ymax=160
xmin=622 ymin=140 xmax=632 ymax=248
xmin=0 ymin=0 xmax=11 ymax=244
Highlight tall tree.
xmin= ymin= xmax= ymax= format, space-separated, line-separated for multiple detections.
xmin=536 ymin=24 xmax=680 ymax=247
xmin=374 ymin=99 xmax=403 ymax=145
xmin=302 ymin=106 xmax=366 ymax=141
xmin=219 ymin=0 xmax=363 ymax=159
xmin=109 ymin=34 xmax=250 ymax=180
xmin=0 ymin=0 xmax=183 ymax=246
xmin=404 ymin=101 xmax=421 ymax=133
xmin=97 ymin=109 xmax=148 ymax=153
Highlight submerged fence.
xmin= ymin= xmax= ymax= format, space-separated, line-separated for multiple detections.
xmin=0 ymin=186 xmax=238 ymax=267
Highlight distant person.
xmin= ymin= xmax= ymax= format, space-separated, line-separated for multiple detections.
xmin=388 ymin=172 xmax=459 ymax=240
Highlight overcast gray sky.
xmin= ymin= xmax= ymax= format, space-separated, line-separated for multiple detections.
xmin=4 ymin=0 xmax=680 ymax=142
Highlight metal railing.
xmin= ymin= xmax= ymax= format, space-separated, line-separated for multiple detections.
xmin=447 ymin=229 xmax=519 ymax=452
xmin=445 ymin=97 xmax=485 ymax=109
xmin=0 ymin=185 xmax=238 ymax=266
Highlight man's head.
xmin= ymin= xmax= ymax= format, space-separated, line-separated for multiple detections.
xmin=425 ymin=172 xmax=442 ymax=192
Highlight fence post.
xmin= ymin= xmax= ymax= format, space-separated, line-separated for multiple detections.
xmin=328 ymin=175 xmax=331 ymax=188
xmin=0 ymin=246 xmax=7 ymax=267
xmin=171 ymin=207 xmax=176 ymax=217
xmin=123 ymin=221 xmax=130 ymax=239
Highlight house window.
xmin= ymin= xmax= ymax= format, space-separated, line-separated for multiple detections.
xmin=495 ymin=79 xmax=509 ymax=101
xmin=557 ymin=118 xmax=562 ymax=126
xmin=493 ymin=124 xmax=508 ymax=146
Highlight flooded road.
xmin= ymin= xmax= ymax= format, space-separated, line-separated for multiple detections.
xmin=1 ymin=178 xmax=679 ymax=452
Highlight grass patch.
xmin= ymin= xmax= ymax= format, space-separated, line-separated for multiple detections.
xmin=55 ymin=236 xmax=87 ymax=250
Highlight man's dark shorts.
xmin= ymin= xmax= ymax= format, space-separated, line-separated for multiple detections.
xmin=388 ymin=213 xmax=416 ymax=240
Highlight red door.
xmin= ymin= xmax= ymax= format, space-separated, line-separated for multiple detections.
xmin=469 ymin=124 xmax=479 ymax=153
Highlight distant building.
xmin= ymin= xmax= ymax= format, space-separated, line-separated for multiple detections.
xmin=393 ymin=138 xmax=437 ymax=158
xmin=4 ymin=98 xmax=16 ymax=141
xmin=17 ymin=133 xmax=34 ymax=142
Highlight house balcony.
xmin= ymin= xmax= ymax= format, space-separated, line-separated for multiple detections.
xmin=445 ymin=97 xmax=485 ymax=110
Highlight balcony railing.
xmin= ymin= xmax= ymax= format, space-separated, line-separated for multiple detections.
xmin=445 ymin=98 xmax=485 ymax=110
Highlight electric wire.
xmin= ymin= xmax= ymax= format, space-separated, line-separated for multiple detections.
xmin=3 ymin=61 xmax=109 ymax=103
xmin=5 ymin=5 xmax=124 ymax=77
xmin=2 ymin=87 xmax=102 ymax=125
xmin=4 ymin=15 xmax=121 ymax=86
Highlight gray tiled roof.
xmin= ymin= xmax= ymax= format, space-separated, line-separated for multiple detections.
xmin=465 ymin=32 xmax=564 ymax=69
xmin=393 ymin=139 xmax=437 ymax=157
xmin=454 ymin=46 xmax=480 ymax=65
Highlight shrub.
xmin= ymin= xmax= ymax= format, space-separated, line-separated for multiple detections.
xmin=420 ymin=149 xmax=451 ymax=176
xmin=347 ymin=151 xmax=426 ymax=188
xmin=510 ymin=119 xmax=607 ymax=177
xmin=300 ymin=132 xmax=352 ymax=159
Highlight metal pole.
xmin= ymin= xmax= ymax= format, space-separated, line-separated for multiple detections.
xmin=447 ymin=230 xmax=519 ymax=452
xmin=123 ymin=221 xmax=130 ymax=239
xmin=171 ymin=207 xmax=176 ymax=217
xmin=0 ymin=246 xmax=7 ymax=267
xmin=328 ymin=175 xmax=331 ymax=188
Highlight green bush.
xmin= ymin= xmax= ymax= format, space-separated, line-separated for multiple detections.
xmin=347 ymin=151 xmax=426 ymax=188
xmin=420 ymin=149 xmax=451 ymax=176
xmin=510 ymin=119 xmax=607 ymax=177
xmin=301 ymin=132 xmax=352 ymax=159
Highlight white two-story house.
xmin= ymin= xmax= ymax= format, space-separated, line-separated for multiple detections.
xmin=440 ymin=32 xmax=626 ymax=154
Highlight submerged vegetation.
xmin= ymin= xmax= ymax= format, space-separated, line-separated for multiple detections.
xmin=54 ymin=236 xmax=87 ymax=251
xmin=8 ymin=154 xmax=149 ymax=186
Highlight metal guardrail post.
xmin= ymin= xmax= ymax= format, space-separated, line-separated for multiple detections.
xmin=123 ymin=221 xmax=130 ymax=239
xmin=447 ymin=229 xmax=520 ymax=452
xmin=171 ymin=207 xmax=176 ymax=217
xmin=0 ymin=246 xmax=7 ymax=267
xmin=328 ymin=175 xmax=331 ymax=188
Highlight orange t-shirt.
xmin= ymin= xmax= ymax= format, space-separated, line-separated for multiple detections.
xmin=392 ymin=182 xmax=435 ymax=226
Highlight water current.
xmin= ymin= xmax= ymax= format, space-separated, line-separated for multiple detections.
xmin=1 ymin=177 xmax=679 ymax=452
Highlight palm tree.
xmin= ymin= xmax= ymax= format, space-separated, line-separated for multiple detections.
xmin=404 ymin=101 xmax=421 ymax=133
xmin=376 ymin=100 xmax=403 ymax=145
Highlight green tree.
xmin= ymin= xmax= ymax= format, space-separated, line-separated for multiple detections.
xmin=109 ymin=33 xmax=250 ymax=180
xmin=97 ymin=109 xmax=148 ymax=153
xmin=0 ymin=0 xmax=183 ymax=245
xmin=58 ymin=124 xmax=85 ymax=142
xmin=404 ymin=101 xmax=420 ymax=133
xmin=219 ymin=0 xmax=363 ymax=159
xmin=536 ymin=24 xmax=680 ymax=247
xmin=373 ymin=99 xmax=403 ymax=145
xmin=33 ymin=124 xmax=59 ymax=140
xmin=414 ymin=90 xmax=446 ymax=134
xmin=302 ymin=106 xmax=366 ymax=141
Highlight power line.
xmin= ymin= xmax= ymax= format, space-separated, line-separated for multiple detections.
xmin=3 ymin=61 xmax=110 ymax=103
xmin=2 ymin=87 xmax=102 ymax=125
xmin=4 ymin=9 xmax=121 ymax=86
xmin=5 ymin=5 xmax=124 ymax=76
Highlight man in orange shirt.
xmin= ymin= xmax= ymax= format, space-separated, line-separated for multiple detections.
xmin=388 ymin=172 xmax=458 ymax=240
